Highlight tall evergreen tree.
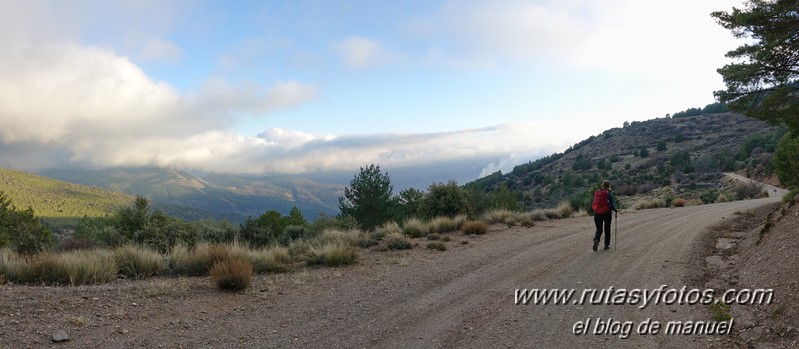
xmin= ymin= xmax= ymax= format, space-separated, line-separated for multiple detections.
xmin=339 ymin=164 xmax=397 ymax=230
xmin=713 ymin=0 xmax=799 ymax=186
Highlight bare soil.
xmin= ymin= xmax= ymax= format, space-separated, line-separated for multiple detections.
xmin=0 ymin=195 xmax=791 ymax=348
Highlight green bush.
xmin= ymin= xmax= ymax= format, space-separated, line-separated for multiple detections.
xmin=700 ymin=189 xmax=720 ymax=204
xmin=420 ymin=181 xmax=471 ymax=218
xmin=0 ymin=192 xmax=55 ymax=255
xmin=775 ymin=132 xmax=799 ymax=188
xmin=426 ymin=242 xmax=447 ymax=251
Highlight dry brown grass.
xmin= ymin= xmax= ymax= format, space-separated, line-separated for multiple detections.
xmin=209 ymin=256 xmax=253 ymax=291
xmin=461 ymin=220 xmax=488 ymax=235
xmin=672 ymin=198 xmax=686 ymax=207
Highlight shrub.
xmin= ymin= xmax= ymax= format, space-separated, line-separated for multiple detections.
xmin=21 ymin=252 xmax=70 ymax=284
xmin=315 ymin=229 xmax=364 ymax=247
xmin=54 ymin=237 xmax=98 ymax=252
xmin=374 ymin=221 xmax=402 ymax=240
xmin=429 ymin=216 xmax=459 ymax=234
xmin=279 ymin=225 xmax=311 ymax=245
xmin=700 ymin=189 xmax=720 ymax=204
xmin=303 ymin=242 xmax=358 ymax=266
xmin=171 ymin=243 xmax=234 ymax=276
xmin=556 ymin=201 xmax=574 ymax=218
xmin=530 ymin=210 xmax=547 ymax=221
xmin=209 ymin=257 xmax=253 ymax=291
xmin=426 ymin=242 xmax=447 ymax=251
xmin=114 ymin=245 xmax=164 ymax=278
xmin=426 ymin=233 xmax=441 ymax=240
xmin=461 ymin=221 xmax=488 ymax=235
xmin=503 ymin=216 xmax=517 ymax=227
xmin=636 ymin=200 xmax=662 ymax=210
xmin=59 ymin=250 xmax=118 ymax=285
xmin=420 ymin=181 xmax=471 ymax=218
xmin=734 ymin=180 xmax=766 ymax=200
xmin=0 ymin=248 xmax=27 ymax=282
xmin=672 ymin=198 xmax=686 ymax=207
xmin=519 ymin=216 xmax=535 ymax=227
xmin=481 ymin=209 xmax=515 ymax=224
xmin=244 ymin=245 xmax=291 ymax=273
xmin=442 ymin=236 xmax=452 ymax=242
xmin=384 ymin=232 xmax=413 ymax=250
xmin=401 ymin=218 xmax=428 ymax=238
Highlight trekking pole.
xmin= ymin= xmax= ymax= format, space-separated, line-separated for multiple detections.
xmin=614 ymin=211 xmax=618 ymax=250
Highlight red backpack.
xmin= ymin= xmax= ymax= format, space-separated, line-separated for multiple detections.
xmin=592 ymin=189 xmax=611 ymax=215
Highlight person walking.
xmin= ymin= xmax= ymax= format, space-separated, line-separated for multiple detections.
xmin=592 ymin=180 xmax=617 ymax=251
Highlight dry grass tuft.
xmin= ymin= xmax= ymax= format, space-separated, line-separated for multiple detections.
xmin=672 ymin=198 xmax=686 ymax=207
xmin=402 ymin=218 xmax=429 ymax=238
xmin=384 ymin=232 xmax=413 ymax=250
xmin=114 ymin=245 xmax=164 ymax=278
xmin=209 ymin=256 xmax=253 ymax=291
xmin=461 ymin=220 xmax=488 ymax=235
xmin=303 ymin=242 xmax=358 ymax=266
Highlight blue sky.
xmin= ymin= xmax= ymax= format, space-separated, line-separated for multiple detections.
xmin=0 ymin=0 xmax=744 ymax=178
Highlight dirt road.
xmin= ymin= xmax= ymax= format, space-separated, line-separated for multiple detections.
xmin=0 ymin=196 xmax=783 ymax=348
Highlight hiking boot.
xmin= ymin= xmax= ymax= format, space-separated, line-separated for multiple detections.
xmin=593 ymin=240 xmax=598 ymax=251
xmin=604 ymin=245 xmax=610 ymax=250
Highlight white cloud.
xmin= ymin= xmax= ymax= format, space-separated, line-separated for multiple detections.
xmin=0 ymin=42 xmax=319 ymax=172
xmin=334 ymin=36 xmax=396 ymax=70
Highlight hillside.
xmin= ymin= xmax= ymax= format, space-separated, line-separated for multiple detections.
xmin=468 ymin=113 xmax=783 ymax=209
xmin=0 ymin=168 xmax=134 ymax=224
xmin=39 ymin=168 xmax=342 ymax=222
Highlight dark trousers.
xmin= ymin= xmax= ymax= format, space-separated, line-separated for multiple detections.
xmin=594 ymin=213 xmax=612 ymax=247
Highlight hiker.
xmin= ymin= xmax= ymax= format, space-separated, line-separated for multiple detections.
xmin=592 ymin=180 xmax=617 ymax=251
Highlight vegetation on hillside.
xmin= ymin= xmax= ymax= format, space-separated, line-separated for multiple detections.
xmin=0 ymin=168 xmax=133 ymax=226
xmin=466 ymin=113 xmax=780 ymax=210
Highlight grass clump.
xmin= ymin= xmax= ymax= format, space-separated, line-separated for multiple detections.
xmin=402 ymin=218 xmax=429 ymax=238
xmin=15 ymin=251 xmax=118 ymax=285
xmin=60 ymin=250 xmax=118 ymax=285
xmin=114 ymin=245 xmax=164 ymax=278
xmin=481 ymin=209 xmax=515 ymax=224
xmin=374 ymin=221 xmax=401 ymax=240
xmin=0 ymin=248 xmax=28 ymax=282
xmin=170 ymin=243 xmax=235 ymax=276
xmin=245 ymin=245 xmax=291 ymax=273
xmin=672 ymin=198 xmax=686 ymax=207
xmin=637 ymin=200 xmax=662 ymax=210
xmin=303 ymin=242 xmax=358 ymax=267
xmin=426 ymin=233 xmax=441 ymax=241
xmin=530 ymin=210 xmax=547 ymax=221
xmin=209 ymin=256 xmax=253 ymax=291
xmin=461 ymin=220 xmax=488 ymax=235
xmin=556 ymin=201 xmax=574 ymax=218
xmin=429 ymin=215 xmax=466 ymax=234
xmin=384 ymin=232 xmax=413 ymax=250
xmin=426 ymin=242 xmax=447 ymax=251
xmin=442 ymin=236 xmax=452 ymax=242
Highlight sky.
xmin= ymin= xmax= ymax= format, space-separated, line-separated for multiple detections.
xmin=0 ymin=0 xmax=746 ymax=180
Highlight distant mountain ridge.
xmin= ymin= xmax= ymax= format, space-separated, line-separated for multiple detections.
xmin=39 ymin=167 xmax=343 ymax=222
